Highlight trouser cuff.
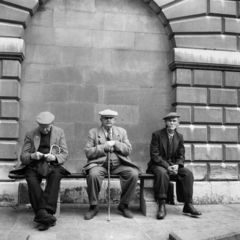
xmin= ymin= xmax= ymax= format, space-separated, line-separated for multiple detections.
xmin=156 ymin=194 xmax=167 ymax=199
xmin=90 ymin=201 xmax=98 ymax=205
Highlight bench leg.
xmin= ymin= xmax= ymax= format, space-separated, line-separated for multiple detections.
xmin=140 ymin=179 xmax=176 ymax=217
xmin=140 ymin=178 xmax=158 ymax=217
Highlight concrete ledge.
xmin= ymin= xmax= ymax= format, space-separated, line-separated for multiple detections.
xmin=18 ymin=179 xmax=141 ymax=205
xmin=2 ymin=180 xmax=240 ymax=216
xmin=169 ymin=229 xmax=240 ymax=240
xmin=0 ymin=181 xmax=19 ymax=206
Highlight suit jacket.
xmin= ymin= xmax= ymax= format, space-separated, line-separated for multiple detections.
xmin=147 ymin=128 xmax=185 ymax=171
xmin=9 ymin=125 xmax=70 ymax=176
xmin=83 ymin=125 xmax=140 ymax=172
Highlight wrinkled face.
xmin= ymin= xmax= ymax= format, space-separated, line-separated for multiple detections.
xmin=165 ymin=117 xmax=179 ymax=131
xmin=39 ymin=124 xmax=52 ymax=134
xmin=100 ymin=116 xmax=116 ymax=130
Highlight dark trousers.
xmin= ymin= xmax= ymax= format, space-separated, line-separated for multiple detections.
xmin=147 ymin=165 xmax=194 ymax=203
xmin=25 ymin=165 xmax=66 ymax=214
xmin=86 ymin=165 xmax=139 ymax=205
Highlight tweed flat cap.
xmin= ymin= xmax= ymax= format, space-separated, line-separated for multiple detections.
xmin=99 ymin=109 xmax=118 ymax=117
xmin=163 ymin=112 xmax=180 ymax=120
xmin=36 ymin=111 xmax=55 ymax=124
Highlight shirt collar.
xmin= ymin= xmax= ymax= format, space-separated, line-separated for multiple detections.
xmin=102 ymin=126 xmax=112 ymax=137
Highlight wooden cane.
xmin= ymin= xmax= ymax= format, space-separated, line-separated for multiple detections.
xmin=107 ymin=151 xmax=111 ymax=222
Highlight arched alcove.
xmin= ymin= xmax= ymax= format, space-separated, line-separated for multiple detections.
xmin=20 ymin=0 xmax=173 ymax=173
xmin=0 ymin=0 xmax=240 ymax=205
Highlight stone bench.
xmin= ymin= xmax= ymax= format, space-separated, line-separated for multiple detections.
xmin=8 ymin=173 xmax=175 ymax=217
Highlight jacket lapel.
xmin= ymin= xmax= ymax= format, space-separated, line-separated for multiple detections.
xmin=50 ymin=125 xmax=56 ymax=147
xmin=173 ymin=131 xmax=180 ymax=155
xmin=98 ymin=126 xmax=106 ymax=144
xmin=112 ymin=126 xmax=121 ymax=141
xmin=161 ymin=129 xmax=168 ymax=156
xmin=33 ymin=128 xmax=41 ymax=151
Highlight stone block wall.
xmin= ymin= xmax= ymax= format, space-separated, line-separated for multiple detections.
xmin=19 ymin=0 xmax=172 ymax=173
xmin=0 ymin=0 xmax=240 ymax=206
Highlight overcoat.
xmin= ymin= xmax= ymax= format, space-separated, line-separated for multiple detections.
xmin=147 ymin=128 xmax=185 ymax=171
xmin=9 ymin=125 xmax=70 ymax=177
xmin=83 ymin=125 xmax=140 ymax=173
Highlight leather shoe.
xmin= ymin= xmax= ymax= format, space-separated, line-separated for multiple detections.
xmin=118 ymin=203 xmax=133 ymax=219
xmin=34 ymin=209 xmax=56 ymax=225
xmin=38 ymin=222 xmax=56 ymax=231
xmin=183 ymin=203 xmax=202 ymax=216
xmin=84 ymin=205 xmax=99 ymax=220
xmin=157 ymin=202 xmax=166 ymax=220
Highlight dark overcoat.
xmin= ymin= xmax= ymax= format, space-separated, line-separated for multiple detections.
xmin=147 ymin=128 xmax=185 ymax=171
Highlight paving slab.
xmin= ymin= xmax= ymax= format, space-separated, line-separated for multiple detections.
xmin=0 ymin=204 xmax=239 ymax=240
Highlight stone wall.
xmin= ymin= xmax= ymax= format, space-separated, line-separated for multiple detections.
xmin=0 ymin=0 xmax=240 ymax=205
xmin=20 ymin=0 xmax=172 ymax=173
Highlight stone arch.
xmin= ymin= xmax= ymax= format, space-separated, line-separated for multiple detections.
xmin=0 ymin=0 xmax=239 ymax=199
xmin=146 ymin=0 xmax=240 ymax=183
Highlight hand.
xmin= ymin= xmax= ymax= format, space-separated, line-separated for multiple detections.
xmin=44 ymin=153 xmax=56 ymax=162
xmin=168 ymin=165 xmax=179 ymax=175
xmin=104 ymin=141 xmax=115 ymax=152
xmin=106 ymin=141 xmax=115 ymax=147
xmin=31 ymin=152 xmax=44 ymax=160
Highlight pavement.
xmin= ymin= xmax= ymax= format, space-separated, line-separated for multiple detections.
xmin=0 ymin=204 xmax=240 ymax=240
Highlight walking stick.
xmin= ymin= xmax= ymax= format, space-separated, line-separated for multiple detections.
xmin=107 ymin=151 xmax=111 ymax=222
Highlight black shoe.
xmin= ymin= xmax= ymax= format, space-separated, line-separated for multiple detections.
xmin=157 ymin=202 xmax=166 ymax=220
xmin=38 ymin=222 xmax=56 ymax=231
xmin=183 ymin=203 xmax=202 ymax=216
xmin=34 ymin=209 xmax=56 ymax=225
xmin=118 ymin=203 xmax=133 ymax=219
xmin=84 ymin=205 xmax=99 ymax=220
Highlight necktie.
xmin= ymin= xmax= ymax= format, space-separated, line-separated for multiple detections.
xmin=168 ymin=135 xmax=173 ymax=159
xmin=169 ymin=135 xmax=173 ymax=146
xmin=107 ymin=129 xmax=112 ymax=141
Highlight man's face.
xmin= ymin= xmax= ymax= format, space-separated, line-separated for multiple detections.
xmin=101 ymin=116 xmax=116 ymax=130
xmin=39 ymin=124 xmax=52 ymax=134
xmin=165 ymin=117 xmax=179 ymax=130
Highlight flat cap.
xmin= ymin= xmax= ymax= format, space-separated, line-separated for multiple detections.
xmin=36 ymin=111 xmax=55 ymax=124
xmin=99 ymin=109 xmax=118 ymax=117
xmin=163 ymin=112 xmax=180 ymax=120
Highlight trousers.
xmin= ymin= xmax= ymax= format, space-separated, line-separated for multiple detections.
xmin=147 ymin=165 xmax=194 ymax=203
xmin=25 ymin=165 xmax=67 ymax=214
xmin=86 ymin=165 xmax=139 ymax=205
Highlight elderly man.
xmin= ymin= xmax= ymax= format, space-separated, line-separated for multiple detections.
xmin=10 ymin=111 xmax=70 ymax=230
xmin=83 ymin=109 xmax=140 ymax=220
xmin=147 ymin=112 xmax=201 ymax=219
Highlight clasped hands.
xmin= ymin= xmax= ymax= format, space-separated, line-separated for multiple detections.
xmin=167 ymin=164 xmax=179 ymax=175
xmin=31 ymin=151 xmax=56 ymax=162
xmin=104 ymin=140 xmax=116 ymax=152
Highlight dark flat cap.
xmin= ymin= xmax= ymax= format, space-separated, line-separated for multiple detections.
xmin=163 ymin=112 xmax=180 ymax=120
xmin=36 ymin=111 xmax=55 ymax=124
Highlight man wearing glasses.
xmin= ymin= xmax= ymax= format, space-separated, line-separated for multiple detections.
xmin=83 ymin=109 xmax=140 ymax=220
xmin=147 ymin=112 xmax=202 ymax=219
